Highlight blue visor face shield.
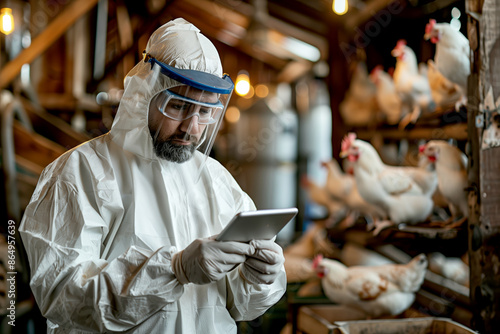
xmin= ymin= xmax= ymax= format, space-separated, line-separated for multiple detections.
xmin=145 ymin=53 xmax=234 ymax=180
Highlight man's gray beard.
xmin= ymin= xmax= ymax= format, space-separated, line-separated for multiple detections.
xmin=152 ymin=138 xmax=196 ymax=163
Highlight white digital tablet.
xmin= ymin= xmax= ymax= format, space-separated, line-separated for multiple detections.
xmin=215 ymin=208 xmax=298 ymax=242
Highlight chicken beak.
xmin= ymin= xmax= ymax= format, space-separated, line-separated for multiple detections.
xmin=423 ymin=32 xmax=431 ymax=40
xmin=391 ymin=47 xmax=402 ymax=58
xmin=339 ymin=150 xmax=348 ymax=158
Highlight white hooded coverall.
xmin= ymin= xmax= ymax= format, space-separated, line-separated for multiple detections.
xmin=19 ymin=18 xmax=286 ymax=333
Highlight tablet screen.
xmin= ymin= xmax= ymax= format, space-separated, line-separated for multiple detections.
xmin=215 ymin=208 xmax=298 ymax=242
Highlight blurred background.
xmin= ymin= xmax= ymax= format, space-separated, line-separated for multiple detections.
xmin=1 ymin=0 xmax=499 ymax=333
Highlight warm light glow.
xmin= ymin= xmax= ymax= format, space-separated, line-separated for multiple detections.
xmin=243 ymin=85 xmax=255 ymax=99
xmin=332 ymin=0 xmax=348 ymax=15
xmin=255 ymin=84 xmax=269 ymax=98
xmin=0 ymin=8 xmax=14 ymax=35
xmin=235 ymin=72 xmax=251 ymax=96
xmin=225 ymin=106 xmax=241 ymax=123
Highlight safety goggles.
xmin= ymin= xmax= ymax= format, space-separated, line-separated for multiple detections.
xmin=154 ymin=89 xmax=224 ymax=125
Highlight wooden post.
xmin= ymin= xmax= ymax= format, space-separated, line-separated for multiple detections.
xmin=467 ymin=0 xmax=500 ymax=332
xmin=327 ymin=27 xmax=349 ymax=162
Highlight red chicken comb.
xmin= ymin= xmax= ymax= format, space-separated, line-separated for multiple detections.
xmin=396 ymin=39 xmax=407 ymax=50
xmin=425 ymin=19 xmax=436 ymax=35
xmin=312 ymin=254 xmax=323 ymax=269
xmin=370 ymin=65 xmax=383 ymax=75
xmin=369 ymin=65 xmax=383 ymax=82
xmin=341 ymin=132 xmax=357 ymax=152
xmin=418 ymin=144 xmax=426 ymax=153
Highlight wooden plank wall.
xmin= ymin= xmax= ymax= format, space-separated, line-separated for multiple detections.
xmin=467 ymin=0 xmax=500 ymax=333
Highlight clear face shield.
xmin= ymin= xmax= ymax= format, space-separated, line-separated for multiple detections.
xmin=145 ymin=53 xmax=233 ymax=179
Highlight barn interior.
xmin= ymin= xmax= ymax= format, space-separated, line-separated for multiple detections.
xmin=0 ymin=0 xmax=499 ymax=333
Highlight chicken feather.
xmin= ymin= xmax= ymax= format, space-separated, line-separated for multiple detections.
xmin=313 ymin=254 xmax=427 ymax=318
xmin=340 ymin=133 xmax=436 ymax=232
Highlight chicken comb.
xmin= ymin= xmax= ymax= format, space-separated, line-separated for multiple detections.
xmin=341 ymin=132 xmax=357 ymax=152
xmin=425 ymin=19 xmax=436 ymax=35
xmin=369 ymin=65 xmax=383 ymax=80
xmin=312 ymin=254 xmax=323 ymax=269
xmin=418 ymin=144 xmax=426 ymax=153
xmin=396 ymin=39 xmax=407 ymax=50
xmin=370 ymin=65 xmax=383 ymax=74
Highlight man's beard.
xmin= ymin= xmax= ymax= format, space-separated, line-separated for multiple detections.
xmin=151 ymin=133 xmax=197 ymax=163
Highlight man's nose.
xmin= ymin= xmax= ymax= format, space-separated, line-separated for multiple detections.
xmin=181 ymin=114 xmax=201 ymax=134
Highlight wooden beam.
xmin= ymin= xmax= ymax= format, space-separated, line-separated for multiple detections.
xmin=116 ymin=4 xmax=133 ymax=51
xmin=185 ymin=0 xmax=328 ymax=60
xmin=0 ymin=0 xmax=100 ymax=90
xmin=277 ymin=60 xmax=312 ymax=83
xmin=13 ymin=122 xmax=66 ymax=169
xmin=166 ymin=6 xmax=289 ymax=69
xmin=267 ymin=1 xmax=330 ymax=36
xmin=181 ymin=0 xmax=250 ymax=32
xmin=86 ymin=0 xmax=178 ymax=93
xmin=355 ymin=123 xmax=468 ymax=141
xmin=37 ymin=93 xmax=100 ymax=113
xmin=167 ymin=2 xmax=246 ymax=45
xmin=16 ymin=155 xmax=44 ymax=176
xmin=344 ymin=0 xmax=398 ymax=31
xmin=21 ymin=97 xmax=91 ymax=149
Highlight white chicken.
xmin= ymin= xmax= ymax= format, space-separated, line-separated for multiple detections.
xmin=392 ymin=40 xmax=434 ymax=128
xmin=301 ymin=175 xmax=347 ymax=226
xmin=424 ymin=19 xmax=470 ymax=108
xmin=420 ymin=140 xmax=468 ymax=227
xmin=313 ymin=253 xmax=428 ymax=318
xmin=284 ymin=222 xmax=340 ymax=283
xmin=426 ymin=59 xmax=462 ymax=110
xmin=428 ymin=252 xmax=469 ymax=286
xmin=322 ymin=159 xmax=386 ymax=227
xmin=340 ymin=133 xmax=436 ymax=234
xmin=370 ymin=65 xmax=405 ymax=125
xmin=339 ymin=61 xmax=378 ymax=126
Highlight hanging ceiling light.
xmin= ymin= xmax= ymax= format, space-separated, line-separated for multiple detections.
xmin=0 ymin=8 xmax=14 ymax=35
xmin=245 ymin=0 xmax=269 ymax=48
xmin=332 ymin=0 xmax=348 ymax=16
xmin=235 ymin=71 xmax=251 ymax=96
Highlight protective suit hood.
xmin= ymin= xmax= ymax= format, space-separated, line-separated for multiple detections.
xmin=109 ymin=17 xmax=224 ymax=160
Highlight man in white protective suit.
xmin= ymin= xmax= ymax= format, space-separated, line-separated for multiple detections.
xmin=19 ymin=18 xmax=286 ymax=333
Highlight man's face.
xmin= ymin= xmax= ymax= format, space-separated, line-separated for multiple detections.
xmin=148 ymin=85 xmax=218 ymax=163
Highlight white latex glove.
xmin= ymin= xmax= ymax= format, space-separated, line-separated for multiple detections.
xmin=172 ymin=237 xmax=255 ymax=285
xmin=239 ymin=239 xmax=284 ymax=285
